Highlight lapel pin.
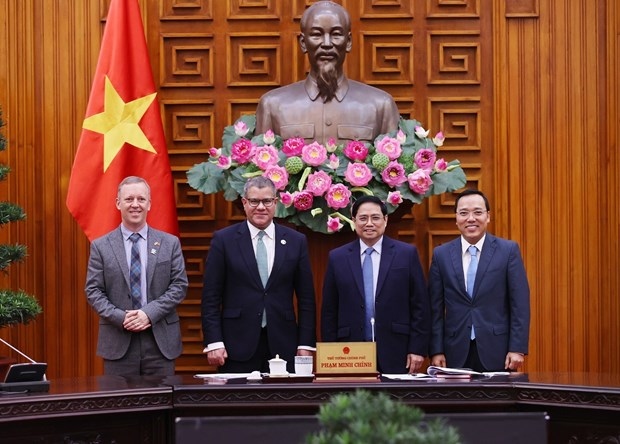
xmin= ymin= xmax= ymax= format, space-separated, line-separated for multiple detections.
xmin=151 ymin=249 xmax=157 ymax=255
xmin=281 ymin=239 xmax=286 ymax=245
xmin=154 ymin=242 xmax=160 ymax=246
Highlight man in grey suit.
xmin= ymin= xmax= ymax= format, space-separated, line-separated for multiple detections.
xmin=429 ymin=189 xmax=530 ymax=372
xmin=85 ymin=176 xmax=188 ymax=376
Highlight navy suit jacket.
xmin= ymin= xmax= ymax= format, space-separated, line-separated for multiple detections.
xmin=321 ymin=236 xmax=430 ymax=374
xmin=201 ymin=222 xmax=316 ymax=372
xmin=429 ymin=234 xmax=530 ymax=371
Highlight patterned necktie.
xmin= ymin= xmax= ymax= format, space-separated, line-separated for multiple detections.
xmin=256 ymin=231 xmax=269 ymax=327
xmin=467 ymin=245 xmax=478 ymax=340
xmin=129 ymin=233 xmax=142 ymax=309
xmin=362 ymin=247 xmax=375 ymax=341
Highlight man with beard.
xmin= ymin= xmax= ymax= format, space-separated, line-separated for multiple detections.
xmin=255 ymin=1 xmax=399 ymax=144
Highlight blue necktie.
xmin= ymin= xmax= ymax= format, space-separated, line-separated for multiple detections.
xmin=362 ymin=247 xmax=375 ymax=341
xmin=466 ymin=245 xmax=478 ymax=297
xmin=129 ymin=233 xmax=142 ymax=309
xmin=467 ymin=245 xmax=478 ymax=339
xmin=256 ymin=231 xmax=268 ymax=327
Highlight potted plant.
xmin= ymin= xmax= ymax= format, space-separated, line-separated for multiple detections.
xmin=0 ymin=107 xmax=42 ymax=375
xmin=306 ymin=389 xmax=461 ymax=444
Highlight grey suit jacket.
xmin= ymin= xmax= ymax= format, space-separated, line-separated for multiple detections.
xmin=85 ymin=226 xmax=188 ymax=360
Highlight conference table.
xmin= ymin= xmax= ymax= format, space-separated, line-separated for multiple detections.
xmin=0 ymin=372 xmax=619 ymax=443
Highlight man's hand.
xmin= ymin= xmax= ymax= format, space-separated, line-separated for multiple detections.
xmin=207 ymin=348 xmax=228 ymax=367
xmin=405 ymin=354 xmax=424 ymax=374
xmin=123 ymin=309 xmax=151 ymax=332
xmin=431 ymin=354 xmax=446 ymax=367
xmin=505 ymin=352 xmax=524 ymax=371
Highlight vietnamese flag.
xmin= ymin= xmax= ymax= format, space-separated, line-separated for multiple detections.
xmin=67 ymin=0 xmax=178 ymax=241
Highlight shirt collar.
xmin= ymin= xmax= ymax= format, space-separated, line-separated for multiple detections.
xmin=359 ymin=237 xmax=383 ymax=256
xmin=304 ymin=75 xmax=349 ymax=102
xmin=460 ymin=234 xmax=486 ymax=255
xmin=247 ymin=221 xmax=275 ymax=240
xmin=121 ymin=224 xmax=148 ymax=241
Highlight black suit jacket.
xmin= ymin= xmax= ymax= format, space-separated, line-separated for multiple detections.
xmin=201 ymin=222 xmax=316 ymax=372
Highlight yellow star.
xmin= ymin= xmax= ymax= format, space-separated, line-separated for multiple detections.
xmin=83 ymin=76 xmax=158 ymax=171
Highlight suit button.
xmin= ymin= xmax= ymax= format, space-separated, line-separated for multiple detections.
xmin=325 ymin=119 xmax=332 ymax=126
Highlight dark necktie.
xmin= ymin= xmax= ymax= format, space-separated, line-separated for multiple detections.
xmin=363 ymin=247 xmax=375 ymax=341
xmin=129 ymin=233 xmax=142 ymax=309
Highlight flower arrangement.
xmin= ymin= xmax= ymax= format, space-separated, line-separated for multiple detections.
xmin=187 ymin=114 xmax=466 ymax=234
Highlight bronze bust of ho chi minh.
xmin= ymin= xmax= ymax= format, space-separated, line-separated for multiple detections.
xmin=255 ymin=1 xmax=400 ymax=145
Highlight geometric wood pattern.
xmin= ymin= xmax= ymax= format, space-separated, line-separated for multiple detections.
xmin=0 ymin=0 xmax=618 ymax=381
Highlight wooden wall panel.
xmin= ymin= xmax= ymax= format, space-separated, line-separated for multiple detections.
xmin=0 ymin=0 xmax=617 ymax=379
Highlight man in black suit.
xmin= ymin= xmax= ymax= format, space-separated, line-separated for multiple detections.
xmin=201 ymin=177 xmax=316 ymax=373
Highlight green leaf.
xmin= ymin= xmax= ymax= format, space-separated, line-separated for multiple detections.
xmin=0 ymin=290 xmax=42 ymax=328
xmin=186 ymin=162 xmax=226 ymax=195
xmin=429 ymin=167 xmax=467 ymax=195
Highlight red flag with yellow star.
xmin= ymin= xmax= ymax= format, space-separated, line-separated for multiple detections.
xmin=66 ymin=0 xmax=178 ymax=241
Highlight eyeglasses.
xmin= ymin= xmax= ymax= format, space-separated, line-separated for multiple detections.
xmin=456 ymin=210 xmax=487 ymax=218
xmin=246 ymin=198 xmax=277 ymax=208
xmin=355 ymin=215 xmax=385 ymax=224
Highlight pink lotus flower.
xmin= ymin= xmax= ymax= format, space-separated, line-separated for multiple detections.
xmin=208 ymin=147 xmax=221 ymax=158
xmin=396 ymin=129 xmax=406 ymax=144
xmin=344 ymin=162 xmax=372 ymax=187
xmin=325 ymin=184 xmax=351 ymax=210
xmin=328 ymin=153 xmax=340 ymax=169
xmin=231 ymin=138 xmax=255 ymax=164
xmin=263 ymin=165 xmax=289 ymax=190
xmin=263 ymin=129 xmax=276 ymax=144
xmin=435 ymin=158 xmax=448 ymax=172
xmin=301 ymin=141 xmax=328 ymax=166
xmin=305 ymin=170 xmax=332 ymax=196
xmin=217 ymin=155 xmax=232 ymax=170
xmin=280 ymin=191 xmax=294 ymax=207
xmin=327 ymin=216 xmax=344 ymax=233
xmin=375 ymin=136 xmax=402 ymax=161
xmin=414 ymin=148 xmax=437 ymax=171
xmin=408 ymin=169 xmax=433 ymax=194
xmin=326 ymin=138 xmax=338 ymax=153
xmin=293 ymin=191 xmax=314 ymax=211
xmin=234 ymin=121 xmax=249 ymax=137
xmin=381 ymin=161 xmax=407 ymax=187
xmin=282 ymin=137 xmax=305 ymax=157
xmin=343 ymin=140 xmax=369 ymax=161
xmin=414 ymin=125 xmax=430 ymax=138
xmin=253 ymin=145 xmax=280 ymax=170
xmin=432 ymin=131 xmax=445 ymax=147
xmin=387 ymin=191 xmax=403 ymax=205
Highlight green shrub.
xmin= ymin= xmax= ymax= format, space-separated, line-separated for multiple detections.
xmin=307 ymin=389 xmax=461 ymax=444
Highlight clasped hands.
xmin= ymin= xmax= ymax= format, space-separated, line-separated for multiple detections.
xmin=123 ymin=309 xmax=151 ymax=332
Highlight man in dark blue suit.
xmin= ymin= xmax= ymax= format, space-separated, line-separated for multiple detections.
xmin=321 ymin=196 xmax=430 ymax=374
xmin=429 ymin=189 xmax=530 ymax=372
xmin=201 ymin=177 xmax=316 ymax=374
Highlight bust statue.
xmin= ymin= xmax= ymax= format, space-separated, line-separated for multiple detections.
xmin=255 ymin=1 xmax=400 ymax=145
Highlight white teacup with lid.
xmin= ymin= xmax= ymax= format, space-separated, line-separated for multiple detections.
xmin=268 ymin=354 xmax=288 ymax=376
